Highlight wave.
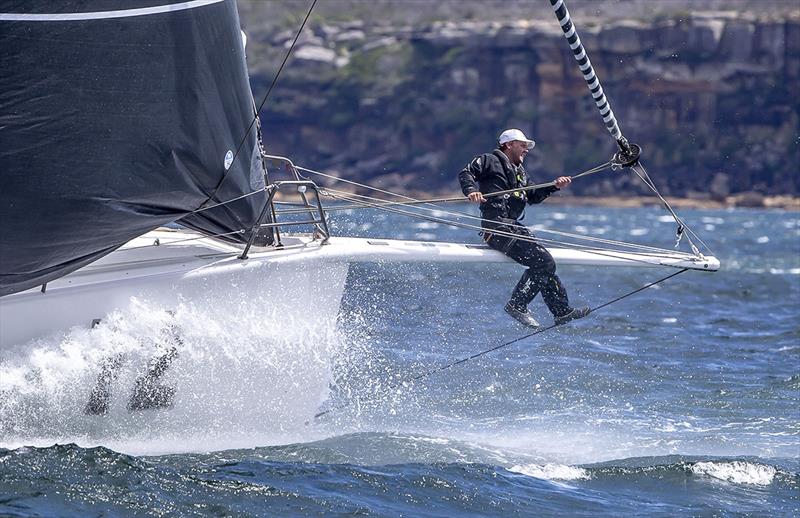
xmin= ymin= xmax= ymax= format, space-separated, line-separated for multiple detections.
xmin=509 ymin=463 xmax=590 ymax=481
xmin=586 ymin=456 xmax=794 ymax=488
xmin=2 ymin=440 xmax=797 ymax=517
xmin=4 ymin=434 xmax=795 ymax=488
xmin=690 ymin=460 xmax=777 ymax=486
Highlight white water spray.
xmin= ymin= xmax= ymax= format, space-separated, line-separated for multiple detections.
xmin=0 ymin=291 xmax=348 ymax=454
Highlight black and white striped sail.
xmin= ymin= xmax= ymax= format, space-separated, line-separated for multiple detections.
xmin=0 ymin=0 xmax=266 ymax=297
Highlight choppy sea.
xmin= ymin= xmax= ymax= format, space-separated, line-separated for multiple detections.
xmin=1 ymin=204 xmax=798 ymax=517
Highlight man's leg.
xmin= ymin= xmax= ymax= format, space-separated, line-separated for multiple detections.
xmin=487 ymin=233 xmax=541 ymax=327
xmin=529 ymin=270 xmax=570 ymax=317
xmin=514 ymin=242 xmax=591 ymax=324
xmin=508 ymin=268 xmax=537 ymax=308
xmin=495 ymin=234 xmax=590 ymax=324
xmin=508 ymin=240 xmax=571 ymax=317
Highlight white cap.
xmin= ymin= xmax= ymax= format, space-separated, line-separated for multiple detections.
xmin=498 ymin=128 xmax=535 ymax=149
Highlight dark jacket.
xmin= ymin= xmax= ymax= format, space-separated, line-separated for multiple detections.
xmin=458 ymin=149 xmax=558 ymax=229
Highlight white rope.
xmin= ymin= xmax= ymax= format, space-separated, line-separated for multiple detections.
xmin=154 ymin=159 xmax=711 ymax=264
xmin=323 ymin=186 xmax=692 ymax=257
xmin=321 ymin=188 xmax=698 ymax=268
xmin=300 ymin=165 xmax=701 ymax=260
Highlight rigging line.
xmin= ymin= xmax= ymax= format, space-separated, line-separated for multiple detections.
xmin=323 ymin=187 xmax=693 ymax=257
xmin=293 ymin=145 xmax=711 ymax=258
xmin=233 ymin=0 xmax=317 ymax=166
xmin=137 ymin=189 xmax=677 ymax=262
xmin=321 ymin=187 xmax=698 ymax=259
xmin=294 ymin=162 xmax=700 ymax=256
xmin=629 ymin=162 xmax=713 ymax=256
xmin=297 ymin=162 xmax=692 ymax=252
xmin=321 ymin=186 xmax=699 ymax=259
xmin=314 ymin=267 xmax=689 ymax=420
xmin=301 ymin=164 xmax=685 ymax=255
xmin=304 ymin=164 xmax=612 ymax=211
xmin=629 ymin=163 xmax=689 ymax=235
xmin=325 ymin=188 xmax=699 ymax=264
xmin=321 ymin=190 xmax=699 ymax=267
xmin=133 ymin=175 xmax=683 ymax=260
xmin=297 ymin=161 xmax=613 ymax=206
xmin=197 ymin=0 xmax=318 ymax=210
xmin=121 ymin=228 xmax=246 ymax=251
xmin=189 ymin=187 xmax=268 ymax=215
xmin=324 ymin=189 xmax=694 ymax=260
xmin=635 ymin=162 xmax=715 ymax=256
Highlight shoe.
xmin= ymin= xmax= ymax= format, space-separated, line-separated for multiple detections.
xmin=504 ymin=302 xmax=541 ymax=328
xmin=554 ymin=306 xmax=591 ymax=325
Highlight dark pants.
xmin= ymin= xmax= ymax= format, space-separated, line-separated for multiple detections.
xmin=487 ymin=226 xmax=571 ymax=317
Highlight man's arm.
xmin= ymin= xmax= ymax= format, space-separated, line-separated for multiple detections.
xmin=459 ymin=155 xmax=487 ymax=203
xmin=527 ymin=175 xmax=571 ymax=204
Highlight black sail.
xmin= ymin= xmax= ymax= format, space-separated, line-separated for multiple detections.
xmin=0 ymin=0 xmax=266 ymax=297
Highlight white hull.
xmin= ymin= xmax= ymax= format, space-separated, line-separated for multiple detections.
xmin=0 ymin=228 xmax=719 ymax=350
xmin=0 ymin=230 xmax=349 ymax=351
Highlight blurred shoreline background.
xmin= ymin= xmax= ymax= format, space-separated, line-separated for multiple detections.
xmin=238 ymin=1 xmax=799 ymax=209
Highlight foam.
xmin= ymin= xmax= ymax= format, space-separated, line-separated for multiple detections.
xmin=691 ymin=461 xmax=776 ymax=486
xmin=509 ymin=463 xmax=590 ymax=481
xmin=0 ymin=294 xmax=348 ymax=455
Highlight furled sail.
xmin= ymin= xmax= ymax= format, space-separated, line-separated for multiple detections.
xmin=0 ymin=0 xmax=266 ymax=297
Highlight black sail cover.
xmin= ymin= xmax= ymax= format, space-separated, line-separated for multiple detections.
xmin=0 ymin=0 xmax=267 ymax=297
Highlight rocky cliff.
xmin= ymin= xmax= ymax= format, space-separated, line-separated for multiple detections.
xmin=241 ymin=6 xmax=800 ymax=199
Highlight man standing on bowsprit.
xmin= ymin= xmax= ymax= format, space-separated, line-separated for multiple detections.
xmin=459 ymin=129 xmax=590 ymax=328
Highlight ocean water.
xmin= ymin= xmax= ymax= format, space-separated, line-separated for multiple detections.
xmin=1 ymin=205 xmax=798 ymax=517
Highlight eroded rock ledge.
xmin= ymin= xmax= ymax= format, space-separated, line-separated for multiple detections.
xmin=245 ymin=11 xmax=799 ymax=198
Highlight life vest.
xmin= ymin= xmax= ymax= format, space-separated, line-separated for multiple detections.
xmin=490 ymin=150 xmax=528 ymax=221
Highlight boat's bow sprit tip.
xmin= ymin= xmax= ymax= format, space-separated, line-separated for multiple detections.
xmin=703 ymin=255 xmax=721 ymax=272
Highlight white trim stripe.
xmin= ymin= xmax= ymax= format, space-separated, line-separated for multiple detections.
xmin=552 ymin=0 xmax=564 ymax=11
xmin=0 ymin=0 xmax=224 ymax=21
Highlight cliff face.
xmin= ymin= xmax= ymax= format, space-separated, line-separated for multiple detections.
xmin=245 ymin=12 xmax=799 ymax=198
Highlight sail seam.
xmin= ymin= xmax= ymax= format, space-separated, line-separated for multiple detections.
xmin=0 ymin=0 xmax=225 ymax=22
